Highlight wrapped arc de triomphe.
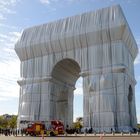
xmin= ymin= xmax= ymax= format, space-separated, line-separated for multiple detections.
xmin=15 ymin=5 xmax=138 ymax=132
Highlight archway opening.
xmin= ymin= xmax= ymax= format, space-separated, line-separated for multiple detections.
xmin=51 ymin=59 xmax=81 ymax=126
xmin=128 ymin=85 xmax=133 ymax=127
xmin=74 ymin=77 xmax=83 ymax=122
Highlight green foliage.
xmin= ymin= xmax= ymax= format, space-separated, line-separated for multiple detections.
xmin=0 ymin=116 xmax=8 ymax=129
xmin=73 ymin=117 xmax=83 ymax=129
xmin=0 ymin=115 xmax=17 ymax=129
xmin=76 ymin=117 xmax=83 ymax=122
xmin=8 ymin=116 xmax=17 ymax=129
xmin=137 ymin=124 xmax=140 ymax=129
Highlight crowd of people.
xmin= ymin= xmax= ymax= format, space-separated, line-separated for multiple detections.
xmin=0 ymin=128 xmax=25 ymax=136
xmin=0 ymin=127 xmax=140 ymax=136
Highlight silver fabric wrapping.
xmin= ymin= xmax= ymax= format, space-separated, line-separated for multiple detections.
xmin=15 ymin=5 xmax=138 ymax=132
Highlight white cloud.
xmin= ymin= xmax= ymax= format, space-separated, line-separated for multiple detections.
xmin=0 ymin=0 xmax=20 ymax=21
xmin=0 ymin=0 xmax=20 ymax=7
xmin=0 ymin=58 xmax=20 ymax=99
xmin=0 ymin=31 xmax=21 ymax=101
xmin=0 ymin=14 xmax=6 ymax=20
xmin=40 ymin=0 xmax=50 ymax=4
xmin=0 ymin=31 xmax=21 ymax=46
xmin=0 ymin=97 xmax=10 ymax=101
xmin=0 ymin=34 xmax=9 ymax=39
xmin=0 ymin=4 xmax=16 ymax=14
xmin=0 ymin=23 xmax=17 ymax=29
xmin=39 ymin=0 xmax=76 ymax=5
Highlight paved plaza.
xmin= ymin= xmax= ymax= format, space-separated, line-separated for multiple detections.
xmin=0 ymin=135 xmax=140 ymax=140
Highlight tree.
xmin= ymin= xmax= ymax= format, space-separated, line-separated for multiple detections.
xmin=0 ymin=115 xmax=17 ymax=129
xmin=0 ymin=116 xmax=8 ymax=129
xmin=76 ymin=117 xmax=83 ymax=122
xmin=0 ymin=116 xmax=3 ymax=129
xmin=8 ymin=116 xmax=17 ymax=129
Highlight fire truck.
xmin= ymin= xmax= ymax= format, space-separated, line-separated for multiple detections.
xmin=24 ymin=122 xmax=45 ymax=136
xmin=24 ymin=120 xmax=64 ymax=136
xmin=46 ymin=120 xmax=64 ymax=136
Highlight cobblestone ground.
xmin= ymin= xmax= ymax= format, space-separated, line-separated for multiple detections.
xmin=0 ymin=135 xmax=140 ymax=140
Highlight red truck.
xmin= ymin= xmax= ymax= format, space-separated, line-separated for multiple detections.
xmin=24 ymin=120 xmax=64 ymax=136
xmin=46 ymin=120 xmax=64 ymax=136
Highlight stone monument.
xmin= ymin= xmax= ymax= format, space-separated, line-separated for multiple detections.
xmin=15 ymin=5 xmax=138 ymax=132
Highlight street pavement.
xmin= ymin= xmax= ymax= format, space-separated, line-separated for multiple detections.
xmin=0 ymin=135 xmax=140 ymax=140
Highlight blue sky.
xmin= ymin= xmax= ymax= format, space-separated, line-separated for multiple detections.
xmin=0 ymin=0 xmax=140 ymax=123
